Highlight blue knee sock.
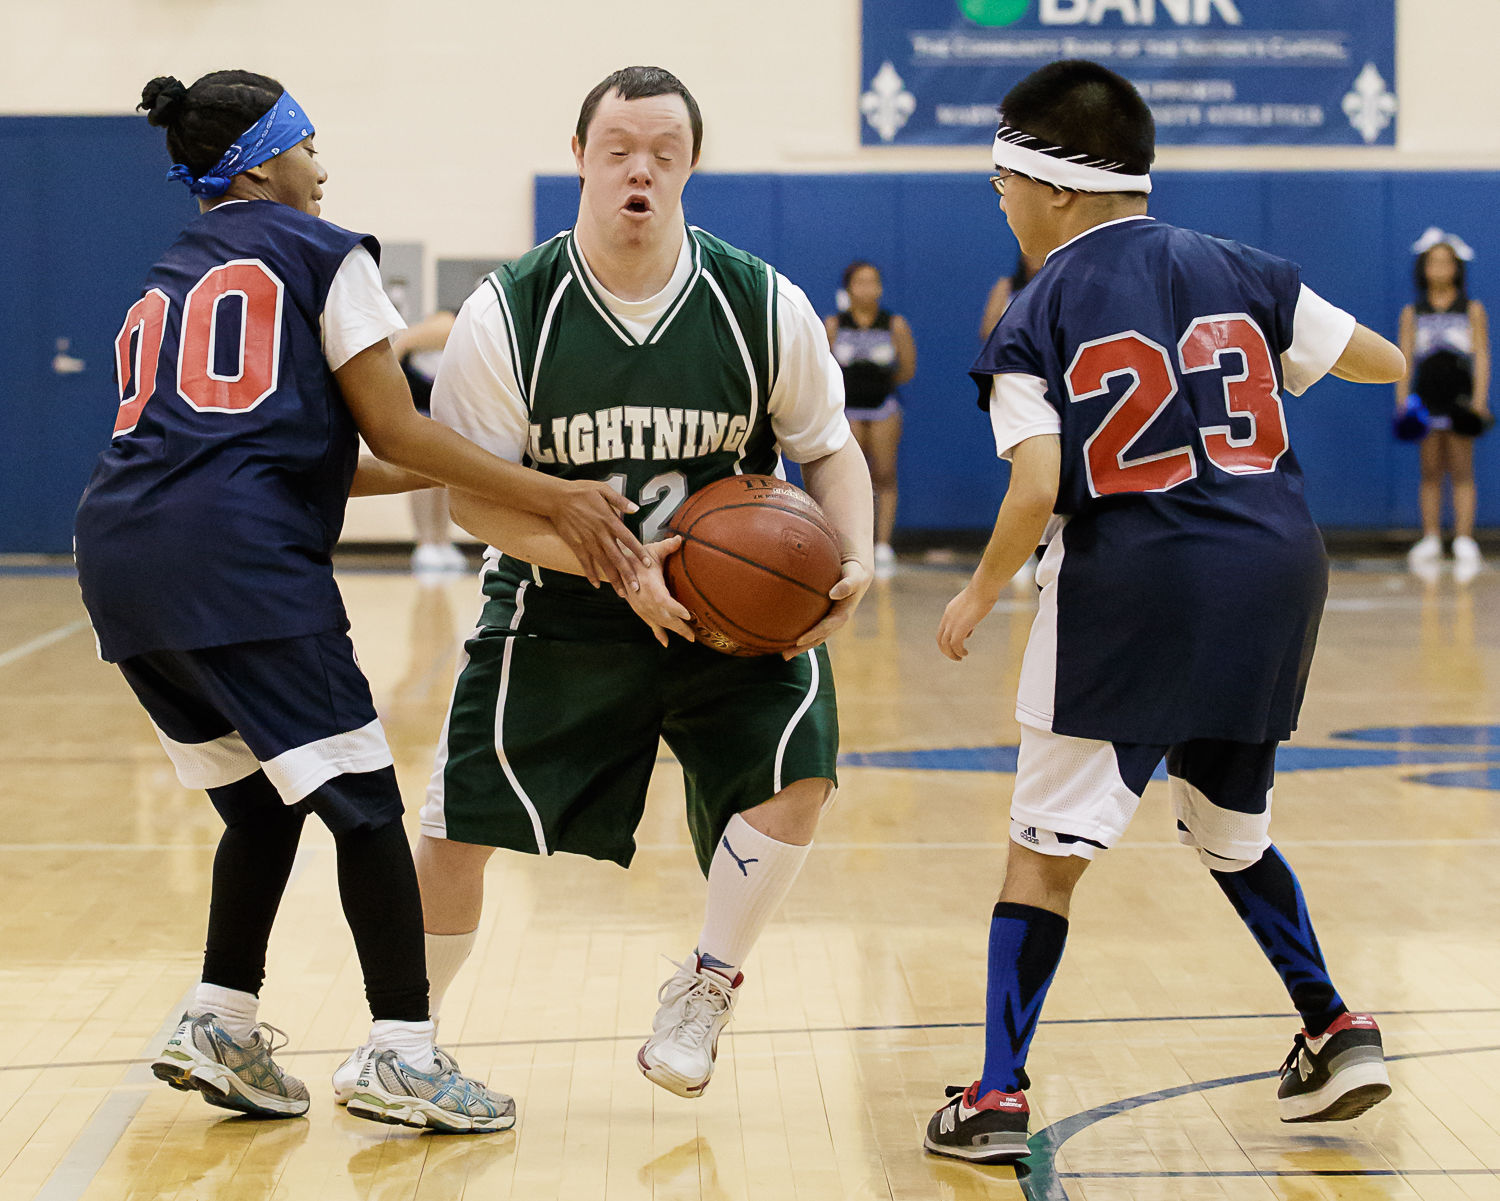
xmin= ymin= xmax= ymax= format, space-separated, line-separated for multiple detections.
xmin=978 ymin=902 xmax=1068 ymax=1096
xmin=1211 ymin=845 xmax=1346 ymax=1036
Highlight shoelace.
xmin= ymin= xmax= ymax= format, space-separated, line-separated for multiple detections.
xmin=655 ymin=955 xmax=701 ymax=1005
xmin=1280 ymin=1033 xmax=1309 ymax=1078
xmin=252 ymin=1022 xmax=291 ymax=1057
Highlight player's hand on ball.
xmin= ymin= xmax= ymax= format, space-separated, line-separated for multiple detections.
xmin=788 ymin=554 xmax=873 ymax=658
xmin=627 ymin=535 xmax=697 ymax=647
xmin=937 ymin=583 xmax=999 ymax=662
xmin=546 ymin=480 xmax=653 ymax=592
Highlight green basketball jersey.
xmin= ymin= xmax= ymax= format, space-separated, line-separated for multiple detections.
xmin=482 ymin=227 xmax=787 ymax=638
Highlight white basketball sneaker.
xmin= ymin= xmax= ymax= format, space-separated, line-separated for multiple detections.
xmin=331 ymin=1043 xmax=371 ymax=1105
xmin=637 ymin=954 xmax=743 ymax=1098
xmin=342 ymin=1045 xmax=515 ymax=1133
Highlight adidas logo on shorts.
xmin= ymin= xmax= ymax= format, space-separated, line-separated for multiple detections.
xmin=1019 ymin=826 xmax=1039 ymax=845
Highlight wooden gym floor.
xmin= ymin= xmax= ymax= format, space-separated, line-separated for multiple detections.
xmin=1 ymin=555 xmax=1497 ymax=1201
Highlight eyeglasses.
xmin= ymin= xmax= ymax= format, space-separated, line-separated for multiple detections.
xmin=989 ymin=169 xmax=1068 ymax=197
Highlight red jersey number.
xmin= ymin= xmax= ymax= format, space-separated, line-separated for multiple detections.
xmin=1066 ymin=319 xmax=1287 ymax=497
xmin=1069 ymin=333 xmax=1196 ymax=496
xmin=108 ymin=259 xmax=285 ymax=438
xmin=112 ymin=289 xmax=169 ymax=437
xmin=1179 ymin=314 xmax=1288 ymax=476
xmin=177 ymin=260 xmax=284 ymax=413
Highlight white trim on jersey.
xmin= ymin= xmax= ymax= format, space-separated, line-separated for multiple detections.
xmin=152 ymin=725 xmax=261 ymax=791
xmin=260 ymin=718 xmax=394 ymax=804
xmin=566 ymin=238 xmax=635 ymax=347
xmin=493 ymin=580 xmax=550 ymax=855
xmin=531 ymin=275 xmax=576 ymax=403
xmin=646 ymin=233 xmax=703 ymax=345
xmin=700 ymin=269 xmax=761 ymax=473
xmin=1016 ymin=527 xmax=1066 ymax=733
xmin=772 ymin=648 xmax=821 ymax=795
xmin=485 ymin=273 xmax=529 ymax=410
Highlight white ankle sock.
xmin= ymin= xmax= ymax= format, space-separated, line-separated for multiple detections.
xmin=425 ymin=930 xmax=478 ymax=1020
xmin=369 ymin=1019 xmax=438 ymax=1073
xmin=190 ymin=983 xmax=259 ymax=1044
xmin=696 ymin=813 xmax=813 ymax=971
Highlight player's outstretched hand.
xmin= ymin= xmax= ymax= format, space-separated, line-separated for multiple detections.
xmin=788 ymin=555 xmax=873 ymax=658
xmin=626 ymin=536 xmax=697 ymax=648
xmin=937 ymin=583 xmax=1000 ymax=662
xmin=545 ymin=480 xmax=653 ymax=592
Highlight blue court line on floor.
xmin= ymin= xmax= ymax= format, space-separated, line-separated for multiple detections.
xmin=1017 ymin=1042 xmax=1500 ymax=1201
xmin=839 ymin=745 xmax=1500 ymax=775
xmin=8 ymin=1006 xmax=1499 ymax=1075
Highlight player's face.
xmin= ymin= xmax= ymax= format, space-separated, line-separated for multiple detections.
xmin=846 ymin=266 xmax=882 ymax=309
xmin=261 ymin=137 xmax=327 ymax=217
xmin=573 ymin=91 xmax=696 ymax=248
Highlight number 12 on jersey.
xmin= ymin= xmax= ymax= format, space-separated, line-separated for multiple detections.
xmin=1067 ymin=314 xmax=1289 ymax=497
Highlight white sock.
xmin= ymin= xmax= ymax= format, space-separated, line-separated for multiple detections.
xmin=425 ymin=930 xmax=478 ymax=1020
xmin=696 ymin=813 xmax=813 ymax=972
xmin=369 ymin=1019 xmax=438 ymax=1073
xmin=190 ymin=983 xmax=258 ymax=1044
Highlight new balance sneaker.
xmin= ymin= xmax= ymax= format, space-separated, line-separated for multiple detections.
xmin=924 ymin=1077 xmax=1031 ymax=1164
xmin=637 ymin=955 xmax=742 ymax=1098
xmin=1277 ymin=1012 xmax=1392 ymax=1122
xmin=151 ymin=1012 xmax=310 ymax=1118
xmin=331 ymin=1043 xmax=371 ymax=1106
xmin=343 ymin=1047 xmax=515 ymax=1133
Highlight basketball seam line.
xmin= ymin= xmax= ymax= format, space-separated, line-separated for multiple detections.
xmin=673 ymin=529 xmax=834 ymax=598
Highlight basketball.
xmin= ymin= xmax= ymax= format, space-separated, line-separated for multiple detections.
xmin=663 ymin=474 xmax=842 ymax=656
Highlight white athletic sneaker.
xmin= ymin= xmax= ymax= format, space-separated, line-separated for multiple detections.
xmin=873 ymin=543 xmax=897 ymax=578
xmin=152 ymin=1012 xmax=310 ymax=1118
xmin=331 ymin=1043 xmax=370 ymax=1105
xmin=343 ymin=1046 xmax=515 ymax=1133
xmin=411 ymin=542 xmax=468 ymax=574
xmin=1407 ymin=534 xmax=1442 ymax=567
xmin=637 ymin=955 xmax=742 ymax=1098
xmin=1453 ymin=535 xmax=1483 ymax=567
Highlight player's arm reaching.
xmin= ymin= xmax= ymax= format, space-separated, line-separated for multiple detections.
xmin=938 ymin=433 xmax=1059 ymax=663
xmin=337 ymin=341 xmax=647 ymax=590
xmin=1327 ymin=322 xmax=1406 ymax=385
xmin=444 ymin=498 xmax=695 ymax=645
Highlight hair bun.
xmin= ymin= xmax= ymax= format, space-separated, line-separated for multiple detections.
xmin=139 ymin=76 xmax=188 ymax=127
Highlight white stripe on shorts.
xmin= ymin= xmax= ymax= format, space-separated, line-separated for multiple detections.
xmin=152 ymin=726 xmax=261 ymax=791
xmin=492 ymin=580 xmax=549 ymax=854
xmin=260 ymin=718 xmax=394 ymax=804
xmin=772 ymin=648 xmax=820 ymax=794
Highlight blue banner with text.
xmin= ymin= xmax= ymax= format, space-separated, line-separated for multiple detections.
xmin=860 ymin=0 xmax=1397 ymax=147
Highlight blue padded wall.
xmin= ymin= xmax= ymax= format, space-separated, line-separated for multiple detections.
xmin=538 ymin=170 xmax=1500 ymax=533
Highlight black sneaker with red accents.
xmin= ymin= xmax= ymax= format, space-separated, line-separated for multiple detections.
xmin=1277 ymin=1012 xmax=1392 ymax=1122
xmin=923 ymin=1076 xmax=1031 ymax=1164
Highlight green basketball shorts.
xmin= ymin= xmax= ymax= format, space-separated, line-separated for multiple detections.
xmin=419 ymin=629 xmax=838 ymax=875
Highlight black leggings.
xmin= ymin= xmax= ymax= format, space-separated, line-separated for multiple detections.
xmin=202 ymin=768 xmax=428 ymax=1022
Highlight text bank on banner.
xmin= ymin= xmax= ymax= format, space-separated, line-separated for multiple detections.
xmin=860 ymin=0 xmax=1396 ymax=147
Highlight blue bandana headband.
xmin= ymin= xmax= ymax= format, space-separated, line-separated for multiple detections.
xmin=166 ymin=90 xmax=314 ymax=197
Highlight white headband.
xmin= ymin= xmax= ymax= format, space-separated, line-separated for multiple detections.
xmin=992 ymin=124 xmax=1152 ymax=195
xmin=1411 ymin=226 xmax=1475 ymax=261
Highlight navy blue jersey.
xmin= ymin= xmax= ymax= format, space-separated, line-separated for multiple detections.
xmin=974 ymin=218 xmax=1338 ymax=745
xmin=75 ymin=201 xmax=377 ymax=661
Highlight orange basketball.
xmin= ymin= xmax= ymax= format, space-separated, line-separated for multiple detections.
xmin=663 ymin=475 xmax=842 ymax=656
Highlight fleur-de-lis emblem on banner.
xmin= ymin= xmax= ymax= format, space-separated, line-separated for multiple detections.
xmin=862 ymin=61 xmax=916 ymax=143
xmin=1342 ymin=62 xmax=1397 ymax=144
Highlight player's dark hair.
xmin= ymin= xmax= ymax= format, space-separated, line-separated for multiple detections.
xmin=1414 ymin=244 xmax=1468 ymax=309
xmin=841 ymin=260 xmax=881 ymax=289
xmin=139 ymin=70 xmax=285 ymax=176
xmin=576 ymin=66 xmax=703 ymax=163
xmin=1000 ymin=59 xmax=1155 ymax=182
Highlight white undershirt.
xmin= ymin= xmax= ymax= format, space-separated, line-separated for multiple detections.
xmin=433 ymin=233 xmax=850 ymax=465
xmin=322 ymin=245 xmax=406 ymax=371
xmin=988 ymin=284 xmax=1357 ymax=460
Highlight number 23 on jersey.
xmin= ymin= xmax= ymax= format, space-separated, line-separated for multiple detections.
xmin=113 ymin=258 xmax=285 ymax=436
xmin=1067 ymin=314 xmax=1289 ymax=497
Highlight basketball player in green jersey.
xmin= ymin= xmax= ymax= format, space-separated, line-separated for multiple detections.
xmin=393 ymin=66 xmax=873 ymax=1103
